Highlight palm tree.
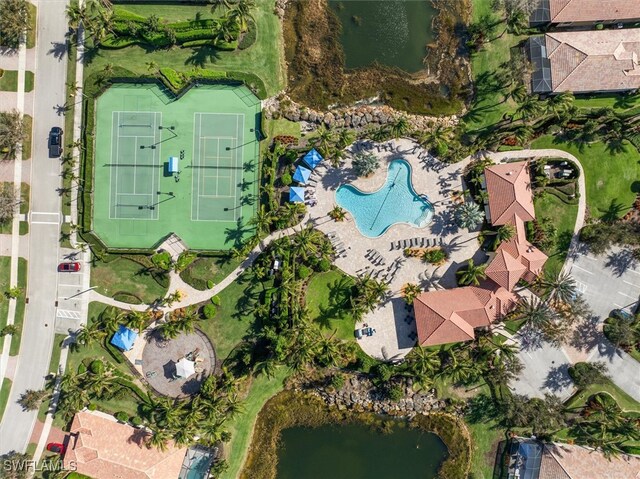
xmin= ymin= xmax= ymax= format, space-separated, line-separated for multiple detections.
xmin=454 ymin=201 xmax=485 ymax=230
xmin=0 ymin=0 xmax=31 ymax=48
xmin=389 ymin=116 xmax=410 ymax=139
xmin=146 ymin=60 xmax=158 ymax=72
xmin=336 ymin=129 xmax=355 ymax=149
xmin=514 ymin=97 xmax=545 ymax=123
xmin=506 ymin=83 xmax=527 ymax=104
xmin=328 ymin=205 xmax=347 ymax=222
xmin=215 ymin=15 xmax=237 ymax=44
xmin=540 ymin=271 xmax=577 ymax=306
xmin=250 ymin=204 xmax=272 ymax=235
xmin=310 ymin=125 xmax=335 ymax=158
xmin=126 ymin=309 xmax=151 ymax=333
xmin=74 ymin=321 xmax=104 ymax=347
xmin=146 ymin=428 xmax=171 ymax=451
xmin=492 ymin=223 xmax=516 ymax=249
xmin=228 ymin=0 xmax=255 ymax=32
xmin=403 ymin=347 xmax=440 ymax=389
xmin=401 ymin=283 xmax=422 ymax=305
xmin=513 ymin=125 xmax=533 ymax=146
xmin=418 ymin=123 xmax=451 ymax=153
xmin=457 ymin=259 xmax=487 ymax=286
xmin=513 ymin=296 xmax=558 ymax=331
xmin=504 ymin=5 xmax=527 ymax=35
xmin=547 ymin=92 xmax=575 ymax=118
xmin=209 ymin=0 xmax=232 ymax=14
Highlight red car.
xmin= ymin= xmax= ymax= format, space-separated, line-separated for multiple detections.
xmin=58 ymin=262 xmax=81 ymax=272
xmin=46 ymin=442 xmax=66 ymax=454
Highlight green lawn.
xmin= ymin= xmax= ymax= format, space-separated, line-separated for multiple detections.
xmin=534 ymin=193 xmax=579 ymax=274
xmin=0 ymin=378 xmax=11 ymax=423
xmin=221 ymin=368 xmax=289 ymax=479
xmin=62 ymin=40 xmax=78 ymax=218
xmin=86 ymin=0 xmax=285 ymax=96
xmin=531 ymin=136 xmax=640 ymax=219
xmin=38 ymin=334 xmax=66 ymax=422
xmin=10 ymin=258 xmax=27 ymax=355
xmin=26 ymin=3 xmax=37 ymax=49
xmin=0 ymin=182 xmax=31 ymax=234
xmin=23 ymin=115 xmax=32 ymax=161
xmin=464 ymin=0 xmax=523 ymax=133
xmin=179 ymin=255 xmax=244 ymax=291
xmin=263 ymin=118 xmax=301 ymax=141
xmin=24 ymin=71 xmax=34 ymax=92
xmin=0 ymin=70 xmax=18 ymax=91
xmin=305 ymin=270 xmax=356 ymax=341
xmin=114 ymin=4 xmax=220 ymax=22
xmin=467 ymin=420 xmax=504 ymax=479
xmin=90 ymin=257 xmax=168 ymax=304
xmin=0 ymin=257 xmax=10 ymax=330
xmin=565 ymin=380 xmax=640 ymax=413
xmin=198 ymin=269 xmax=269 ymax=361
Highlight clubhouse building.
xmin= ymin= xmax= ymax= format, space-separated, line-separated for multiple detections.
xmin=414 ymin=161 xmax=547 ymax=347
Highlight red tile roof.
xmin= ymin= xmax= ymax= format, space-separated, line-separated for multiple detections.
xmin=549 ymin=0 xmax=640 ymax=24
xmin=484 ymin=162 xmax=535 ymax=225
xmin=541 ymin=442 xmax=640 ymax=479
xmin=414 ymin=161 xmax=545 ymax=347
xmin=64 ymin=411 xmax=187 ymax=479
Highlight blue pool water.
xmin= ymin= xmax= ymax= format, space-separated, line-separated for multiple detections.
xmin=336 ymin=159 xmax=434 ymax=238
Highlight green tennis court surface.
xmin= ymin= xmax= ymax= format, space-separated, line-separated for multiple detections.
xmin=92 ymin=83 xmax=261 ymax=250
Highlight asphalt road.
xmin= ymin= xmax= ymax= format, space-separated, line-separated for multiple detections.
xmin=0 ymin=0 xmax=68 ymax=454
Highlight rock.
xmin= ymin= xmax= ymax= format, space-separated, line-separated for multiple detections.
xmin=323 ymin=112 xmax=334 ymax=126
xmin=300 ymin=110 xmax=309 ymax=121
xmin=365 ymin=113 xmax=373 ymax=123
xmin=308 ymin=111 xmax=317 ymax=123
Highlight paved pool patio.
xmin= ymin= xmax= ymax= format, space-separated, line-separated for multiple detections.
xmin=307 ymin=138 xmax=485 ymax=359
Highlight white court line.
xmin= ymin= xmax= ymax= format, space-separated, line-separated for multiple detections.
xmin=114 ymin=112 xmax=121 ymax=219
xmin=618 ymin=291 xmax=637 ymax=299
xmin=109 ymin=111 xmax=115 ymax=219
xmin=116 ymin=134 xmax=155 ymax=139
xmin=571 ymin=264 xmax=593 ymax=275
xmin=133 ymin=136 xmax=138 ymax=195
xmin=623 ymin=280 xmax=640 ymax=288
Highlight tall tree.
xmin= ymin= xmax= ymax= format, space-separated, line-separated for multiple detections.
xmin=0 ymin=0 xmax=31 ymax=48
xmin=0 ymin=110 xmax=27 ymax=160
xmin=457 ymin=259 xmax=487 ymax=286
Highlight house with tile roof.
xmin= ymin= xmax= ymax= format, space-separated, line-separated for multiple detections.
xmin=414 ymin=161 xmax=547 ymax=347
xmin=530 ymin=0 xmax=640 ymax=26
xmin=505 ymin=437 xmax=640 ymax=479
xmin=529 ymin=29 xmax=640 ymax=94
xmin=64 ymin=410 xmax=188 ymax=479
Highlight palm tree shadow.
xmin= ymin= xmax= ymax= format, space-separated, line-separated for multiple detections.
xmin=225 ymin=218 xmax=250 ymax=247
xmin=184 ymin=46 xmax=221 ymax=68
xmin=604 ymin=248 xmax=638 ymax=276
xmin=598 ymin=200 xmax=627 ymax=223
xmin=48 ymin=41 xmax=69 ymax=60
xmin=542 ymin=363 xmax=573 ymax=393
xmin=569 ymin=315 xmax=602 ymax=352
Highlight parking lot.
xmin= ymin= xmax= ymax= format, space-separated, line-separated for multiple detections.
xmin=55 ymin=248 xmax=91 ymax=334
xmin=567 ymin=246 xmax=640 ymax=320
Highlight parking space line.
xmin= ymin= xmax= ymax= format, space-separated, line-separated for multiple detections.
xmin=571 ymin=264 xmax=593 ymax=275
xmin=623 ymin=280 xmax=640 ymax=288
xmin=31 ymin=221 xmax=59 ymax=225
xmin=613 ymin=303 xmax=625 ymax=308
xmin=617 ymin=291 xmax=637 ymax=299
xmin=628 ymin=269 xmax=640 ymax=276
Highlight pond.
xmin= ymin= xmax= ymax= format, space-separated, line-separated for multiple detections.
xmin=276 ymin=423 xmax=448 ymax=479
xmin=329 ymin=0 xmax=437 ymax=73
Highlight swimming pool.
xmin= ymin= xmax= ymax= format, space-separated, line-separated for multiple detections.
xmin=336 ymin=159 xmax=434 ymax=238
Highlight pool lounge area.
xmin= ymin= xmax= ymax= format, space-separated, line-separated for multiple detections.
xmin=336 ymin=159 xmax=434 ymax=238
xmin=307 ymin=138 xmax=484 ymax=360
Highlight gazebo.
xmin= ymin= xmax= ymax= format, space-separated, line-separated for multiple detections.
xmin=302 ymin=148 xmax=323 ymax=170
xmin=289 ymin=186 xmax=305 ymax=203
xmin=175 ymin=357 xmax=196 ymax=379
xmin=293 ymin=165 xmax=312 ymax=184
xmin=110 ymin=325 xmax=138 ymax=352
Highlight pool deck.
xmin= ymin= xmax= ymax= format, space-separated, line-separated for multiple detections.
xmin=308 ymin=138 xmax=484 ymax=360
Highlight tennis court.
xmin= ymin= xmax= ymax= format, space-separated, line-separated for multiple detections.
xmin=92 ymin=83 xmax=261 ymax=250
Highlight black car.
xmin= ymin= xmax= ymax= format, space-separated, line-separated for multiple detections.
xmin=48 ymin=127 xmax=63 ymax=158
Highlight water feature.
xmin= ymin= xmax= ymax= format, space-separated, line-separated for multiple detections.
xmin=329 ymin=0 xmax=436 ymax=73
xmin=335 ymin=159 xmax=434 ymax=238
xmin=276 ymin=422 xmax=448 ymax=479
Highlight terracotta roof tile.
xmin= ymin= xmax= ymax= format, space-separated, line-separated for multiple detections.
xmin=64 ymin=411 xmax=187 ymax=479
xmin=542 ymin=442 xmax=640 ymax=479
xmin=549 ymin=0 xmax=640 ymax=24
xmin=486 ymin=249 xmax=528 ymax=291
xmin=484 ymin=162 xmax=535 ymax=225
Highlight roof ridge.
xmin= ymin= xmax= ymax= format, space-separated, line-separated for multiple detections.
xmin=544 ymin=443 xmax=575 ymax=479
xmin=553 ymin=47 xmax=589 ymax=91
xmin=547 ymin=32 xmax=589 ymax=57
xmin=551 ymin=0 xmax=575 ymax=24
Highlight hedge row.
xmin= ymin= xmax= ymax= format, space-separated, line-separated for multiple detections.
xmin=157 ymin=66 xmax=266 ymax=99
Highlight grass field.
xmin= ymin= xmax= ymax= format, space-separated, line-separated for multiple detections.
xmin=90 ymin=257 xmax=168 ymax=304
xmin=25 ymin=71 xmax=34 ymax=92
xmin=26 ymin=3 xmax=36 ymax=49
xmin=23 ymin=115 xmax=32 ymax=161
xmin=62 ymin=40 xmax=78 ymax=218
xmin=467 ymin=419 xmax=504 ymax=479
xmin=0 ymin=182 xmax=30 ymax=234
xmin=531 ymin=136 xmax=640 ymax=219
xmin=0 ymin=70 xmax=18 ymax=91
xmin=305 ymin=270 xmax=356 ymax=341
xmin=565 ymin=380 xmax=640 ymax=413
xmin=534 ymin=194 xmax=578 ymax=274
xmin=179 ymin=254 xmax=243 ymax=290
xmin=10 ymin=258 xmax=27 ymax=355
xmin=221 ymin=368 xmax=289 ymax=479
xmin=92 ymin=83 xmax=260 ymax=250
xmin=0 ymin=378 xmax=11 ymax=423
xmin=86 ymin=0 xmax=285 ymax=96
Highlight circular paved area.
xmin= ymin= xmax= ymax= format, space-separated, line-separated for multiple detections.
xmin=141 ymin=330 xmax=215 ymax=397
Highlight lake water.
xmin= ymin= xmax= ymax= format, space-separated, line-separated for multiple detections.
xmin=276 ymin=423 xmax=448 ymax=479
xmin=329 ymin=0 xmax=436 ymax=73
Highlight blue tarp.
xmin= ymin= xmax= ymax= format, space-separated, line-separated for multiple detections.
xmin=168 ymin=156 xmax=179 ymax=173
xmin=110 ymin=325 xmax=138 ymax=352
xmin=293 ymin=165 xmax=312 ymax=184
xmin=289 ymin=186 xmax=305 ymax=203
xmin=302 ymin=148 xmax=323 ymax=170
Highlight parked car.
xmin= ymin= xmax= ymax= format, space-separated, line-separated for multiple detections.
xmin=611 ymin=309 xmax=634 ymax=322
xmin=46 ymin=442 xmax=66 ymax=454
xmin=48 ymin=127 xmax=63 ymax=158
xmin=58 ymin=262 xmax=81 ymax=272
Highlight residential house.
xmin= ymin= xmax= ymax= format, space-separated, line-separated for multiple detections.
xmin=530 ymin=0 xmax=640 ymax=26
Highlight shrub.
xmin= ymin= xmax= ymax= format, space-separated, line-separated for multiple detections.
xmin=422 ymin=248 xmax=447 ymax=264
xmin=77 ymin=363 xmax=87 ymax=374
xmin=330 ymin=373 xmax=345 ymax=390
xmin=115 ymin=411 xmax=129 ymax=423
xmin=175 ymin=251 xmax=197 ymax=272
xmin=434 ymin=142 xmax=448 ymax=156
xmin=297 ymin=265 xmax=311 ymax=279
xmin=387 ymin=383 xmax=404 ymax=401
xmin=211 ymin=295 xmax=221 ymax=306
xmin=159 ymin=67 xmax=185 ymax=92
xmin=238 ymin=19 xmax=256 ymax=50
xmin=203 ymin=303 xmax=217 ymax=319
xmin=568 ymin=362 xmax=609 ymax=389
xmin=352 ymin=152 xmax=379 ymax=177
xmin=151 ymin=250 xmax=173 ymax=271
xmin=281 ymin=172 xmax=292 ymax=186
xmin=131 ymin=416 xmax=143 ymax=427
xmin=317 ymin=258 xmax=331 ymax=272
xmin=89 ymin=360 xmax=105 ymax=375
xmin=87 ymin=403 xmax=97 ymax=411
xmin=206 ymin=279 xmax=214 ymax=289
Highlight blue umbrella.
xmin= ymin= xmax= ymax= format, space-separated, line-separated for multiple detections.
xmin=289 ymin=186 xmax=305 ymax=203
xmin=302 ymin=148 xmax=323 ymax=170
xmin=293 ymin=165 xmax=312 ymax=184
xmin=110 ymin=325 xmax=138 ymax=352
